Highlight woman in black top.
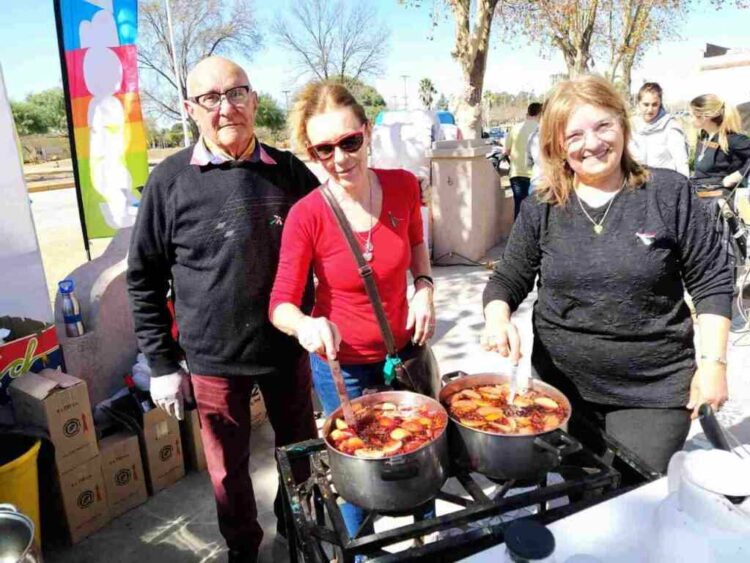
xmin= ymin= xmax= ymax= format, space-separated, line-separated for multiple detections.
xmin=690 ymin=94 xmax=750 ymax=189
xmin=481 ymin=75 xmax=733 ymax=473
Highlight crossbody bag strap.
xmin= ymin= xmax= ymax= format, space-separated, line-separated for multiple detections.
xmin=319 ymin=182 xmax=404 ymax=376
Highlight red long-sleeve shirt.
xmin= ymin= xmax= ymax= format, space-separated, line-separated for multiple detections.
xmin=270 ymin=168 xmax=424 ymax=364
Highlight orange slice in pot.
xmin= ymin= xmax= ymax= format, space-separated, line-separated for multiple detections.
xmin=459 ymin=418 xmax=485 ymax=428
xmin=354 ymin=448 xmax=385 ymax=459
xmin=477 ymin=406 xmax=504 ymax=417
xmin=341 ymin=437 xmax=365 ymax=451
xmin=390 ymin=427 xmax=412 ymax=440
xmin=451 ymin=399 xmax=479 ymax=411
xmin=382 ymin=440 xmax=403 ymax=455
xmin=459 ymin=389 xmax=482 ymax=400
xmin=335 ymin=418 xmax=349 ymax=430
xmin=329 ymin=429 xmax=353 ymax=441
xmin=401 ymin=420 xmax=424 ymax=433
xmin=534 ymin=397 xmax=560 ymax=410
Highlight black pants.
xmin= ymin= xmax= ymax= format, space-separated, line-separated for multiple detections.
xmin=532 ymin=351 xmax=691 ymax=475
xmin=510 ymin=176 xmax=531 ymax=219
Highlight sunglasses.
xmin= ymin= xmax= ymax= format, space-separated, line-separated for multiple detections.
xmin=308 ymin=125 xmax=367 ymax=161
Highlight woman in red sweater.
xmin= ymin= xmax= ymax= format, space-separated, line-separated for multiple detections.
xmin=269 ymin=82 xmax=436 ymax=536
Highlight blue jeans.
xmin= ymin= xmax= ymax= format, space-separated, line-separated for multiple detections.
xmin=309 ymin=353 xmax=436 ymax=539
xmin=510 ymin=176 xmax=531 ymax=219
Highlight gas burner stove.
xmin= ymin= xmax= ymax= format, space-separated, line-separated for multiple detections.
xmin=276 ymin=429 xmax=656 ymax=563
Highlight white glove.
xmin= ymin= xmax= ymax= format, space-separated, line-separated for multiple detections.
xmin=150 ymin=369 xmax=190 ymax=420
xmin=295 ymin=316 xmax=341 ymax=359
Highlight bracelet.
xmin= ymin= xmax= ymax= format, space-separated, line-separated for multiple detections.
xmin=414 ymin=275 xmax=434 ymax=289
xmin=700 ymin=355 xmax=727 ymax=366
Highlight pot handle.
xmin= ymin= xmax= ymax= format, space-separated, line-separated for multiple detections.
xmin=533 ymin=430 xmax=581 ymax=461
xmin=381 ymin=457 xmax=420 ymax=481
xmin=441 ymin=370 xmax=469 ymax=386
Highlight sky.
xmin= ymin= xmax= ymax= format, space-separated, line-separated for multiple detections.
xmin=1 ymin=0 xmax=749 ymax=117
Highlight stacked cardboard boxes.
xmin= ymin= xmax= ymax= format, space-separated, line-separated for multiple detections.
xmin=99 ymin=432 xmax=148 ymax=518
xmin=9 ymin=369 xmax=109 ymax=543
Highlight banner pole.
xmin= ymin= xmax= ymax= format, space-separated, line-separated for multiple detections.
xmin=53 ymin=0 xmax=92 ymax=261
xmin=164 ymin=0 xmax=191 ymax=147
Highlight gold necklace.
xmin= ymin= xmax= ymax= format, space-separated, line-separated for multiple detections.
xmin=575 ymin=182 xmax=624 ymax=235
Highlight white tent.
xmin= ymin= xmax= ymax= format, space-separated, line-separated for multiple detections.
xmin=0 ymin=63 xmax=53 ymax=322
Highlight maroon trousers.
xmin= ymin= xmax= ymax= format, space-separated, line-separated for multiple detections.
xmin=191 ymin=355 xmax=317 ymax=554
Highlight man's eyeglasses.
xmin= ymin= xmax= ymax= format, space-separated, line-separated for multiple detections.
xmin=307 ymin=125 xmax=367 ymax=161
xmin=189 ymin=85 xmax=251 ymax=110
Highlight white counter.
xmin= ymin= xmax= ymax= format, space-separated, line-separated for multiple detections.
xmin=463 ymin=478 xmax=669 ymax=562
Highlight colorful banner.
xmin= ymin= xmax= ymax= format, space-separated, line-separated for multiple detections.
xmin=55 ymin=0 xmax=146 ymax=239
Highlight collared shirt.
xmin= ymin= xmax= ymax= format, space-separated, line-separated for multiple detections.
xmin=190 ymin=135 xmax=277 ymax=166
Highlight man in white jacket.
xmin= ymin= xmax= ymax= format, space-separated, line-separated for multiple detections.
xmin=630 ymin=82 xmax=689 ymax=177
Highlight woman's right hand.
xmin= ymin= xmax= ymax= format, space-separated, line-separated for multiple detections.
xmin=295 ymin=316 xmax=341 ymax=359
xmin=481 ymin=301 xmax=522 ymax=364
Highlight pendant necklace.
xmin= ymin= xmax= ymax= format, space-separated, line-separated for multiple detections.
xmin=575 ymin=181 xmax=624 ymax=235
xmin=356 ymin=175 xmax=374 ymax=261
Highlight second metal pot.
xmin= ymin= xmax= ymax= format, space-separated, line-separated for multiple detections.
xmin=323 ymin=390 xmax=449 ymax=513
xmin=0 ymin=504 xmax=43 ymax=563
xmin=439 ymin=372 xmax=579 ymax=481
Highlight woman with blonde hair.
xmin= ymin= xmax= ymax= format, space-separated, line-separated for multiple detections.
xmin=690 ymin=94 xmax=750 ymax=189
xmin=270 ymin=81 xmax=436 ymax=538
xmin=481 ymin=74 xmax=733 ymax=474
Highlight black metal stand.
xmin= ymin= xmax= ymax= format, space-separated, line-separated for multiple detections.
xmin=277 ymin=433 xmax=627 ymax=563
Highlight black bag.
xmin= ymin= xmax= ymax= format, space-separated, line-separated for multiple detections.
xmin=320 ymin=183 xmax=440 ymax=398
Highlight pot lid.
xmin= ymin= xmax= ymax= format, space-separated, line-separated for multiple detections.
xmin=504 ymin=519 xmax=555 ymax=560
xmin=683 ymin=449 xmax=750 ymax=497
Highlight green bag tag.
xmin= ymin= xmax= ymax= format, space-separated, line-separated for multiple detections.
xmin=383 ymin=355 xmax=403 ymax=385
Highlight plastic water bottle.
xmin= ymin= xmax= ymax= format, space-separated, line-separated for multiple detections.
xmin=58 ymin=279 xmax=85 ymax=337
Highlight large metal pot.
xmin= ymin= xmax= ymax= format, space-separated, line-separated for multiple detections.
xmin=439 ymin=372 xmax=579 ymax=481
xmin=323 ymin=390 xmax=449 ymax=513
xmin=0 ymin=504 xmax=43 ymax=563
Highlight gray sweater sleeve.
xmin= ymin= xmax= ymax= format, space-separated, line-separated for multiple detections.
xmin=126 ymin=166 xmax=183 ymax=376
xmin=482 ymin=198 xmax=542 ymax=312
xmin=674 ymin=179 xmax=733 ymax=317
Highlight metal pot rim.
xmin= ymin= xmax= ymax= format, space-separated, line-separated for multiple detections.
xmin=323 ymin=390 xmax=449 ymax=460
xmin=439 ymin=372 xmax=572 ymax=437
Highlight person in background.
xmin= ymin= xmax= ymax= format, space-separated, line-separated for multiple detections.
xmin=630 ymin=82 xmax=689 ymax=177
xmin=481 ymin=75 xmax=732 ymax=474
xmin=690 ymin=93 xmax=750 ymax=189
xmin=270 ymin=81 xmax=436 ymax=538
xmin=127 ymin=56 xmax=319 ymax=563
xmin=526 ymin=122 xmax=542 ymax=192
xmin=505 ymin=102 xmax=543 ymax=218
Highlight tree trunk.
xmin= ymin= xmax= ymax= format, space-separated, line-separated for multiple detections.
xmin=449 ymin=0 xmax=498 ymax=140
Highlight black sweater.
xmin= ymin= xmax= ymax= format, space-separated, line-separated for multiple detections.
xmin=483 ymin=169 xmax=733 ymax=407
xmin=692 ymin=131 xmax=750 ymax=185
xmin=127 ymin=144 xmax=319 ymax=377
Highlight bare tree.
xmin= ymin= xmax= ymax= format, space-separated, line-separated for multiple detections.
xmin=137 ymin=0 xmax=262 ymax=136
xmin=419 ymin=78 xmax=438 ymax=109
xmin=272 ymin=0 xmax=390 ymax=83
xmin=505 ymin=0 xmax=601 ymax=78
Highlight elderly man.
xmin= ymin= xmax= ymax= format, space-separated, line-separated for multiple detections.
xmin=127 ymin=56 xmax=319 ymax=562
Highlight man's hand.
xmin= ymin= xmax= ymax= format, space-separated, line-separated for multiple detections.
xmin=150 ymin=369 xmax=190 ymax=420
xmin=295 ymin=316 xmax=341 ymax=359
xmin=686 ymin=361 xmax=728 ymax=419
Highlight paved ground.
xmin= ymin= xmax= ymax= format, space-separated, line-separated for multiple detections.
xmin=32 ymin=187 xmax=750 ymax=563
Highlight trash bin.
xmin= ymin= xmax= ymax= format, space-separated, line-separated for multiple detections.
xmin=0 ymin=435 xmax=41 ymax=546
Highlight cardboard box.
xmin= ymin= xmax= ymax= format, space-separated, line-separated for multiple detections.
xmin=0 ymin=316 xmax=62 ymax=403
xmin=181 ymin=409 xmax=207 ymax=472
xmin=9 ymin=369 xmax=98 ymax=473
xmin=108 ymin=396 xmax=185 ymax=494
xmin=57 ymin=455 xmax=110 ymax=544
xmin=99 ymin=432 xmax=148 ymax=518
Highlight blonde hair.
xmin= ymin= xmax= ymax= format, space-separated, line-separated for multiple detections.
xmin=537 ymin=75 xmax=649 ymax=206
xmin=689 ymin=94 xmax=743 ymax=153
xmin=289 ymin=81 xmax=368 ymax=153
